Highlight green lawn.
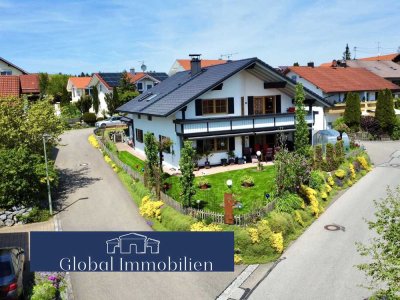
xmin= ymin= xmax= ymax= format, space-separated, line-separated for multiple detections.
xmin=165 ymin=166 xmax=276 ymax=214
xmin=118 ymin=151 xmax=145 ymax=172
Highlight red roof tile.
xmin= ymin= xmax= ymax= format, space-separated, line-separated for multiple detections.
xmin=127 ymin=72 xmax=146 ymax=83
xmin=0 ymin=76 xmax=20 ymax=97
xmin=177 ymin=59 xmax=227 ymax=70
xmin=69 ymin=77 xmax=91 ymax=89
xmin=359 ymin=53 xmax=400 ymax=61
xmin=289 ymin=66 xmax=399 ymax=93
xmin=20 ymin=74 xmax=39 ymax=94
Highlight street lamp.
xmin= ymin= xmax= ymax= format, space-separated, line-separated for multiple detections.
xmin=256 ymin=150 xmax=262 ymax=171
xmin=42 ymin=133 xmax=53 ymax=215
xmin=196 ymin=199 xmax=201 ymax=210
xmin=226 ymin=179 xmax=232 ymax=189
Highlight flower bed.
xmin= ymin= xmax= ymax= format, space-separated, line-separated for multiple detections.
xmin=30 ymin=272 xmax=67 ymax=300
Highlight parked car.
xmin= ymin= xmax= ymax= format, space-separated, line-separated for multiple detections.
xmin=95 ymin=116 xmax=124 ymax=128
xmin=0 ymin=248 xmax=25 ymax=300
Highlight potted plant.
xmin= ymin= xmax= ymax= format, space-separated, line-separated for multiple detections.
xmin=227 ymin=150 xmax=236 ymax=165
xmin=203 ymin=148 xmax=213 ymax=169
xmin=240 ymin=175 xmax=255 ymax=187
xmin=198 ymin=177 xmax=210 ymax=189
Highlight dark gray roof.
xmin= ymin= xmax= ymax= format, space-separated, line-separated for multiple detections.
xmin=117 ymin=58 xmax=331 ymax=116
xmin=148 ymin=72 xmax=168 ymax=81
xmin=0 ymin=57 xmax=28 ymax=74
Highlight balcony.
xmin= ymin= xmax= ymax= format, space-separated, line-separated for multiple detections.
xmin=175 ymin=113 xmax=314 ymax=137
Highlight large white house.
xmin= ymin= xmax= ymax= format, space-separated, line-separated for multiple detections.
xmin=286 ymin=66 xmax=400 ymax=128
xmin=117 ymin=56 xmax=332 ymax=170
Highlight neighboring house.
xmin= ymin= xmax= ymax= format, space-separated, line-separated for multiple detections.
xmin=321 ymin=60 xmax=400 ymax=86
xmin=358 ymin=53 xmax=400 ymax=63
xmin=0 ymin=57 xmax=28 ymax=75
xmin=66 ymin=77 xmax=92 ymax=102
xmin=0 ymin=74 xmax=40 ymax=99
xmin=286 ymin=66 xmax=400 ymax=127
xmin=168 ymin=58 xmax=227 ymax=75
xmin=117 ymin=56 xmax=331 ymax=170
xmin=88 ymin=70 xmax=168 ymax=115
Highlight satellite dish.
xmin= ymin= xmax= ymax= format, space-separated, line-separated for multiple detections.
xmin=141 ymin=63 xmax=147 ymax=72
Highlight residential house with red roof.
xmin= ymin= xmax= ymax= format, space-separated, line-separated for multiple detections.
xmin=66 ymin=77 xmax=92 ymax=102
xmin=87 ymin=69 xmax=168 ymax=115
xmin=286 ymin=66 xmax=400 ymax=128
xmin=0 ymin=57 xmax=40 ymax=99
xmin=168 ymin=59 xmax=227 ymax=75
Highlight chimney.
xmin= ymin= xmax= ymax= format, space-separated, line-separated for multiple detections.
xmin=189 ymin=54 xmax=202 ymax=75
xmin=130 ymin=68 xmax=135 ymax=75
xmin=307 ymin=62 xmax=314 ymax=68
xmin=331 ymin=60 xmax=338 ymax=67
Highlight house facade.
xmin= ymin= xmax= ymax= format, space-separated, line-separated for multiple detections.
xmin=118 ymin=57 xmax=331 ymax=170
xmin=0 ymin=57 xmax=28 ymax=75
xmin=66 ymin=77 xmax=92 ymax=102
xmin=286 ymin=66 xmax=400 ymax=128
xmin=88 ymin=70 xmax=168 ymax=116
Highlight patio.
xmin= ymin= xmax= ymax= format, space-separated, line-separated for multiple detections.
xmin=115 ymin=142 xmax=274 ymax=177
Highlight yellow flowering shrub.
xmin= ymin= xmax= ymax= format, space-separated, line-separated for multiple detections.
xmin=294 ymin=210 xmax=305 ymax=226
xmin=269 ymin=232 xmax=284 ymax=253
xmin=234 ymin=254 xmax=243 ymax=264
xmin=88 ymin=134 xmax=100 ymax=148
xmin=346 ymin=179 xmax=353 ymax=187
xmin=139 ymin=195 xmax=163 ymax=221
xmin=104 ymin=155 xmax=112 ymax=164
xmin=357 ymin=156 xmax=371 ymax=171
xmin=334 ymin=169 xmax=346 ymax=179
xmin=247 ymin=228 xmax=260 ymax=244
xmin=325 ymin=184 xmax=332 ymax=194
xmin=300 ymin=185 xmax=320 ymax=217
xmin=349 ymin=163 xmax=356 ymax=179
xmin=320 ymin=191 xmax=328 ymax=200
xmin=190 ymin=222 xmax=223 ymax=232
xmin=327 ymin=176 xmax=334 ymax=186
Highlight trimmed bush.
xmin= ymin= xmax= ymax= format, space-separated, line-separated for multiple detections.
xmin=160 ymin=206 xmax=196 ymax=231
xmin=275 ymin=193 xmax=304 ymax=213
xmin=309 ymin=170 xmax=325 ymax=191
xmin=267 ymin=211 xmax=296 ymax=236
xmin=82 ymin=112 xmax=97 ymax=124
xmin=96 ymin=117 xmax=104 ymax=121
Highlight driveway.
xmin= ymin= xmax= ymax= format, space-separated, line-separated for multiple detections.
xmin=248 ymin=141 xmax=400 ymax=300
xmin=54 ymin=128 xmax=243 ymax=300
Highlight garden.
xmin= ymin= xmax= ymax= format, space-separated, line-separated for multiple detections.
xmin=89 ymin=83 xmax=374 ymax=265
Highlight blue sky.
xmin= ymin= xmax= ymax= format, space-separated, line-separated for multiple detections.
xmin=1 ymin=0 xmax=399 ymax=74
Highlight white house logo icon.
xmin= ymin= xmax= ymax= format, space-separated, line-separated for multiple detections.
xmin=106 ymin=233 xmax=160 ymax=255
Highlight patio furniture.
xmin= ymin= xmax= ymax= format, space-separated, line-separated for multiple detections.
xmin=265 ymin=148 xmax=273 ymax=161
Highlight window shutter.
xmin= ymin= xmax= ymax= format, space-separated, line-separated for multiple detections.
xmin=248 ymin=96 xmax=254 ymax=115
xmin=276 ymin=95 xmax=281 ymax=113
xmin=196 ymin=140 xmax=204 ymax=152
xmin=229 ymin=137 xmax=235 ymax=151
xmin=195 ymin=99 xmax=202 ymax=116
xmin=228 ymin=97 xmax=234 ymax=114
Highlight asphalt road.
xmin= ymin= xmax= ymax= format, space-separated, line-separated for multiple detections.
xmin=249 ymin=141 xmax=400 ymax=300
xmin=54 ymin=128 xmax=243 ymax=300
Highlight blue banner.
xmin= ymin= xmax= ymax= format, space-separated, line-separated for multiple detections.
xmin=30 ymin=231 xmax=234 ymax=272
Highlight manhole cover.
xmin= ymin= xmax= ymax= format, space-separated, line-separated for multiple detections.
xmin=324 ymin=224 xmax=343 ymax=231
xmin=79 ymin=163 xmax=88 ymax=166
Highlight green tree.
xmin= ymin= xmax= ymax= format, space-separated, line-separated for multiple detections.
xmin=47 ymin=74 xmax=70 ymax=104
xmin=0 ymin=147 xmax=56 ymax=207
xmin=343 ymin=92 xmax=361 ymax=130
xmin=357 ymin=186 xmax=400 ymax=299
xmin=75 ymin=94 xmax=92 ymax=113
xmin=343 ymin=43 xmax=351 ymax=60
xmin=119 ymin=90 xmax=140 ymax=105
xmin=39 ymin=73 xmax=49 ymax=98
xmin=179 ymin=141 xmax=196 ymax=207
xmin=144 ymin=132 xmax=161 ymax=198
xmin=105 ymin=87 xmax=120 ymax=115
xmin=375 ymin=89 xmax=396 ymax=133
xmin=119 ymin=71 xmax=136 ymax=92
xmin=92 ymin=86 xmax=100 ymax=114
xmin=294 ymin=83 xmax=310 ymax=156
